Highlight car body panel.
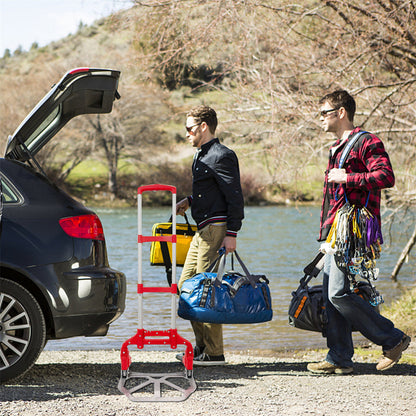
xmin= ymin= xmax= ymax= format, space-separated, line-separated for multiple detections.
xmin=0 ymin=68 xmax=125 ymax=347
xmin=0 ymin=158 xmax=126 ymax=340
xmin=1 ymin=159 xmax=85 ymax=265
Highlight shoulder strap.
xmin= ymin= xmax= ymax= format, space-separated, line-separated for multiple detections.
xmin=336 ymin=130 xmax=368 ymax=204
xmin=338 ymin=131 xmax=367 ymax=169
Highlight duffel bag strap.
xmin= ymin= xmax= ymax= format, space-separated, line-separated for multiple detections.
xmin=212 ymin=252 xmax=228 ymax=286
xmin=159 ymin=241 xmax=173 ymax=285
xmin=298 ymin=252 xmax=326 ymax=288
xmin=212 ymin=249 xmax=246 ymax=287
xmin=303 ymin=251 xmax=325 ymax=277
xmin=233 ymin=251 xmax=266 ymax=288
xmin=212 ymin=250 xmax=267 ymax=288
xmin=169 ymin=212 xmax=194 ymax=234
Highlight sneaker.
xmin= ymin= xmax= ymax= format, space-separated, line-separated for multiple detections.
xmin=175 ymin=345 xmax=205 ymax=362
xmin=307 ymin=360 xmax=353 ymax=374
xmin=193 ymin=353 xmax=226 ymax=366
xmin=376 ymin=334 xmax=411 ymax=371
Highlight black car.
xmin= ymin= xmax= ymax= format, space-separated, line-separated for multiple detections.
xmin=0 ymin=68 xmax=126 ymax=383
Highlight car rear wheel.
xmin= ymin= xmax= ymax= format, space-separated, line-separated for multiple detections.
xmin=0 ymin=278 xmax=46 ymax=383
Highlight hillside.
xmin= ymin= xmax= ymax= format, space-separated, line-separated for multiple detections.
xmin=0 ymin=1 xmax=415 ymax=208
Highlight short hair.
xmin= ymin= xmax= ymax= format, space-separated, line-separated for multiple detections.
xmin=319 ymin=90 xmax=356 ymax=122
xmin=187 ymin=105 xmax=218 ymax=134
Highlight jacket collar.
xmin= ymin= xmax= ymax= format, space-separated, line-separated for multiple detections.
xmin=199 ymin=137 xmax=219 ymax=153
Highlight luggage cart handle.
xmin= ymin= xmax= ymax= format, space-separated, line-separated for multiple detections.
xmin=138 ymin=184 xmax=176 ymax=194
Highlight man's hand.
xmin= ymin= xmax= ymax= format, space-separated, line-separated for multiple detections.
xmin=221 ymin=236 xmax=236 ymax=255
xmin=176 ymin=198 xmax=189 ymax=215
xmin=328 ymin=168 xmax=347 ymax=184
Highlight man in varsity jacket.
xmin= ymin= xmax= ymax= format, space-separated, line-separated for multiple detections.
xmin=176 ymin=105 xmax=244 ymax=366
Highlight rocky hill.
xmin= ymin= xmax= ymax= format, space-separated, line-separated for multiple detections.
xmin=1 ymin=1 xmax=415 ymax=207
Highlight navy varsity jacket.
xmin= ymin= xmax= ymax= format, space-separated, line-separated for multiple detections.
xmin=188 ymin=138 xmax=244 ymax=237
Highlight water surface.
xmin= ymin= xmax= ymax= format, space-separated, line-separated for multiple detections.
xmin=45 ymin=205 xmax=415 ymax=352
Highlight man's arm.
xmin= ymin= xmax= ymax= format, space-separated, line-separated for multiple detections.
xmin=215 ymin=151 xmax=244 ymax=254
xmin=346 ymin=135 xmax=395 ymax=190
xmin=329 ymin=136 xmax=394 ymax=190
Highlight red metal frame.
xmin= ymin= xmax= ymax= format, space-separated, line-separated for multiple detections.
xmin=119 ymin=184 xmax=194 ymax=374
xmin=120 ymin=329 xmax=194 ymax=372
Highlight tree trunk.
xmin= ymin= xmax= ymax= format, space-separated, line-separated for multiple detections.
xmin=390 ymin=225 xmax=416 ymax=281
xmin=108 ymin=168 xmax=117 ymax=201
xmin=107 ymin=135 xmax=119 ymax=201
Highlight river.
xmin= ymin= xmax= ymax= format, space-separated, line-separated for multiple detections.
xmin=45 ymin=205 xmax=415 ymax=353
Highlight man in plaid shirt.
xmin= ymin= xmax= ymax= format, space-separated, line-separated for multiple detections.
xmin=308 ymin=90 xmax=410 ymax=374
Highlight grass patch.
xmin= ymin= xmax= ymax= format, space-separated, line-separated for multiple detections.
xmin=354 ymin=347 xmax=416 ymax=365
xmin=382 ymin=286 xmax=416 ymax=337
xmin=67 ymin=160 xmax=108 ymax=181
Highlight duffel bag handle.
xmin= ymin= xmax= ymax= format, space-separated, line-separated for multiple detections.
xmin=211 ymin=249 xmax=265 ymax=288
xmin=232 ymin=251 xmax=270 ymax=287
xmin=299 ymin=252 xmax=326 ymax=287
xmin=169 ymin=212 xmax=194 ymax=233
xmin=303 ymin=251 xmax=325 ymax=277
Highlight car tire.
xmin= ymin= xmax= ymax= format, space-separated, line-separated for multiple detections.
xmin=0 ymin=278 xmax=46 ymax=383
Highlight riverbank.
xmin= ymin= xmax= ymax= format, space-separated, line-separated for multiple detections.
xmin=1 ymin=345 xmax=415 ymax=416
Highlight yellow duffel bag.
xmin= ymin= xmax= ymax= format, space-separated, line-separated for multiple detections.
xmin=150 ymin=214 xmax=197 ymax=268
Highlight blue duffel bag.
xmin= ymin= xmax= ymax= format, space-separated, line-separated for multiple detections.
xmin=178 ymin=250 xmax=273 ymax=324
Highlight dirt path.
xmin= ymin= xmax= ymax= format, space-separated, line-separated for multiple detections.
xmin=1 ymin=347 xmax=415 ymax=416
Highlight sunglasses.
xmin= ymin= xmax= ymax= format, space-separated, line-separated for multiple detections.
xmin=186 ymin=123 xmax=201 ymax=133
xmin=320 ymin=108 xmax=339 ymax=117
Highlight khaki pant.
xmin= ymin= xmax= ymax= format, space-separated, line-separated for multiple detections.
xmin=178 ymin=224 xmax=226 ymax=356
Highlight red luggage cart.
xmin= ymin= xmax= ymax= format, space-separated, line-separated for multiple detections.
xmin=118 ymin=184 xmax=196 ymax=402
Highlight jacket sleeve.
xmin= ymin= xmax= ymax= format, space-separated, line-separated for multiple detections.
xmin=346 ymin=134 xmax=395 ymax=191
xmin=215 ymin=150 xmax=244 ymax=235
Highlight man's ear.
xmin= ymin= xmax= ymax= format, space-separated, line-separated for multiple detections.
xmin=200 ymin=121 xmax=209 ymax=133
xmin=338 ymin=106 xmax=347 ymax=120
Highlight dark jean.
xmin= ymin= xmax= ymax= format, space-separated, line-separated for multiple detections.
xmin=323 ymin=254 xmax=403 ymax=367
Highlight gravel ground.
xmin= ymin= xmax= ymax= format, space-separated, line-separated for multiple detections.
xmin=1 ymin=344 xmax=415 ymax=416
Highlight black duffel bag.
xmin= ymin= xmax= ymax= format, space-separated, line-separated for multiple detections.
xmin=288 ymin=252 xmax=380 ymax=334
xmin=288 ymin=252 xmax=326 ymax=333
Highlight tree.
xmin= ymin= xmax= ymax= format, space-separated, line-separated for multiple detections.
xmin=87 ymin=114 xmax=124 ymax=200
xmin=313 ymin=0 xmax=416 ymax=279
xmin=132 ymin=0 xmax=416 ymax=278
xmin=86 ymin=80 xmax=171 ymax=200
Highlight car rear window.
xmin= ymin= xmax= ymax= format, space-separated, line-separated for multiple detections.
xmin=25 ymin=106 xmax=60 ymax=152
xmin=1 ymin=176 xmax=22 ymax=203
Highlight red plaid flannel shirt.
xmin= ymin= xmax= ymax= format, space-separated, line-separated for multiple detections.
xmin=318 ymin=127 xmax=395 ymax=241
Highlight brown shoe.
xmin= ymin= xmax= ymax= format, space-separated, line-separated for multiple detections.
xmin=376 ymin=334 xmax=411 ymax=371
xmin=307 ymin=360 xmax=353 ymax=374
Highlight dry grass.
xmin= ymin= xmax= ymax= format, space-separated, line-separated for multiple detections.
xmin=383 ymin=286 xmax=416 ymax=338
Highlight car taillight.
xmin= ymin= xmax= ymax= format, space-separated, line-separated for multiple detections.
xmin=59 ymin=214 xmax=105 ymax=241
